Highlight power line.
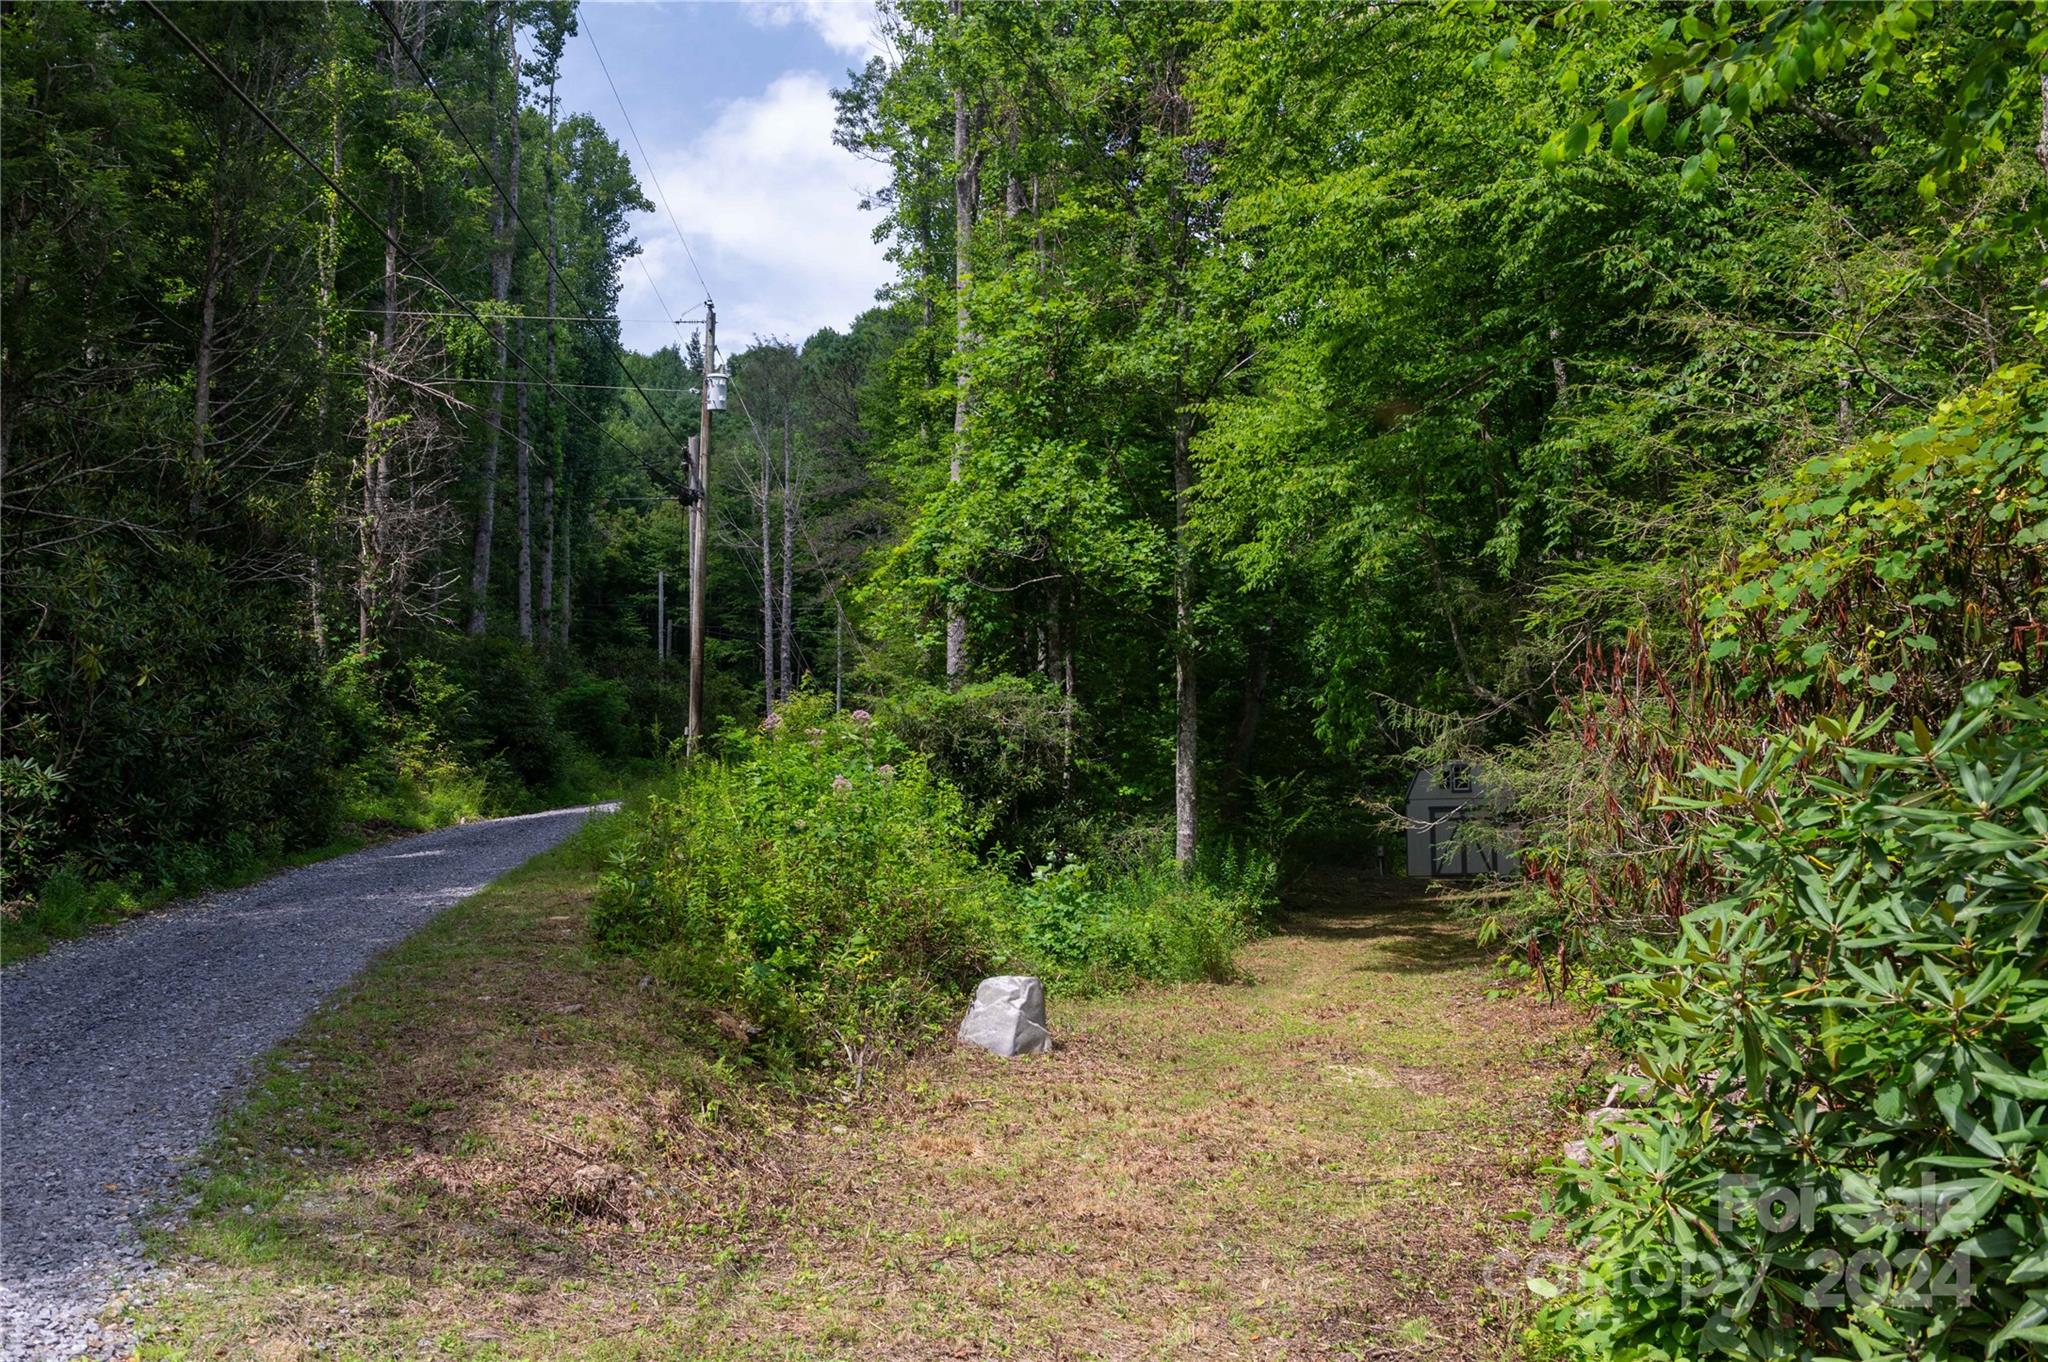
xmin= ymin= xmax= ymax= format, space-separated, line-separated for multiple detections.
xmin=580 ymin=6 xmax=712 ymax=304
xmin=339 ymin=307 xmax=704 ymax=327
xmin=315 ymin=356 xmax=700 ymax=393
xmin=139 ymin=0 xmax=668 ymax=488
xmin=370 ymin=1 xmax=692 ymax=451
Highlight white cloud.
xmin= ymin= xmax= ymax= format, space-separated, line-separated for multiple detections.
xmin=739 ymin=0 xmax=886 ymax=62
xmin=617 ymin=70 xmax=892 ymax=356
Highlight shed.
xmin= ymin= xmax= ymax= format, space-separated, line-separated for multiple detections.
xmin=1405 ymin=763 xmax=1516 ymax=877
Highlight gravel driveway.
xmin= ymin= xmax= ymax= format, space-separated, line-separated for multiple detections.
xmin=0 ymin=803 xmax=614 ymax=1361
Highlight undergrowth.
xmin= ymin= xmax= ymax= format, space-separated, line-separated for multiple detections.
xmin=591 ymin=693 xmax=1275 ymax=1072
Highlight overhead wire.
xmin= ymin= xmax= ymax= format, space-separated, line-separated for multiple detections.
xmin=579 ymin=6 xmax=713 ymax=305
xmin=139 ymin=0 xmax=668 ymax=485
xmin=339 ymin=306 xmax=704 ymax=327
xmin=368 ymin=0 xmax=693 ymax=451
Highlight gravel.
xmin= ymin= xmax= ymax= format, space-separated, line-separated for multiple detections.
xmin=0 ymin=803 xmax=615 ymax=1361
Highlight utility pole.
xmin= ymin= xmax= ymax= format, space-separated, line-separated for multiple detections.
xmin=656 ymin=569 xmax=666 ymax=662
xmin=686 ymin=301 xmax=714 ymax=757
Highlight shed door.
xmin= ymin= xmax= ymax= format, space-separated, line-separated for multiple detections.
xmin=1427 ymin=805 xmax=1463 ymax=875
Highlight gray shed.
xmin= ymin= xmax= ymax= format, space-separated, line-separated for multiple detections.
xmin=1405 ymin=763 xmax=1516 ymax=877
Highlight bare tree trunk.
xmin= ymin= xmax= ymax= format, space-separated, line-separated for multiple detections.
xmin=2038 ymin=71 xmax=2048 ymax=184
xmin=515 ymin=316 xmax=532 ymax=642
xmin=1048 ymin=583 xmax=1074 ymax=789
xmin=539 ymin=471 xmax=554 ymax=640
xmin=468 ymin=8 xmax=519 ymax=636
xmin=539 ymin=66 xmax=559 ymax=643
xmin=313 ymin=38 xmax=342 ymax=657
xmin=946 ymin=0 xmax=974 ymax=684
xmin=780 ymin=410 xmax=795 ymax=699
xmin=359 ymin=328 xmax=380 ymax=648
xmin=361 ymin=87 xmax=402 ymax=652
xmin=761 ymin=415 xmax=775 ymax=712
xmin=2038 ymin=74 xmax=2048 ymax=292
xmin=192 ymin=193 xmax=223 ymax=502
xmin=1173 ymin=419 xmax=1197 ymax=869
xmin=1061 ymin=594 xmax=1075 ymax=788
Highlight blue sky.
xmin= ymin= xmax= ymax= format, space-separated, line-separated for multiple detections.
xmin=553 ymin=2 xmax=893 ymax=355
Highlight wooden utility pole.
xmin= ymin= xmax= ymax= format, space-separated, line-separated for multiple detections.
xmin=656 ymin=568 xmax=665 ymax=662
xmin=686 ymin=302 xmax=714 ymax=756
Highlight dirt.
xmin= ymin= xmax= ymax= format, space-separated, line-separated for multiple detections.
xmin=131 ymin=864 xmax=1588 ymax=1361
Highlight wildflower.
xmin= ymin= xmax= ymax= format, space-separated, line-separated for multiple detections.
xmin=849 ymin=708 xmax=872 ymax=725
xmin=876 ymin=764 xmax=896 ymax=780
xmin=761 ymin=712 xmax=784 ymax=731
xmin=832 ymin=774 xmax=853 ymax=794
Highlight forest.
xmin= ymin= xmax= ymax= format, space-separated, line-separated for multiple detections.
xmin=3 ymin=1 xmax=2046 ymax=1359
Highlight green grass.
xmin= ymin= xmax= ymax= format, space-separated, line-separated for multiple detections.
xmin=127 ymin=862 xmax=1589 ymax=1361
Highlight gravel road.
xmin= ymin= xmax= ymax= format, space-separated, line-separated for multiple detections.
xmin=0 ymin=803 xmax=614 ymax=1361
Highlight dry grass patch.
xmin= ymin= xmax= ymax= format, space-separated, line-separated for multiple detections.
xmin=134 ymin=859 xmax=1586 ymax=1361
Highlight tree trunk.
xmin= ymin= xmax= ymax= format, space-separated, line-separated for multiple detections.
xmin=780 ymin=410 xmax=795 ymax=699
xmin=556 ymin=509 xmax=573 ymax=644
xmin=2038 ymin=71 xmax=2048 ymax=185
xmin=761 ymin=417 xmax=775 ymax=712
xmin=314 ymin=35 xmax=342 ymax=656
xmin=1173 ymin=419 xmax=1197 ymax=869
xmin=515 ymin=316 xmax=532 ymax=641
xmin=192 ymin=191 xmax=223 ymax=499
xmin=359 ymin=328 xmax=382 ymax=649
xmin=362 ymin=87 xmax=402 ymax=651
xmin=539 ymin=471 xmax=554 ymax=641
xmin=539 ymin=69 xmax=559 ymax=643
xmin=468 ymin=8 xmax=519 ymax=637
xmin=946 ymin=0 xmax=974 ymax=684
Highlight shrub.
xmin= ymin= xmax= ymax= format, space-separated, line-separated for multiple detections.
xmin=592 ymin=694 xmax=1006 ymax=1068
xmin=1534 ymin=686 xmax=2048 ymax=1361
xmin=1007 ymin=852 xmax=1257 ymax=995
xmin=0 ymin=757 xmax=66 ymax=901
xmin=883 ymin=675 xmax=1072 ymax=852
xmin=1700 ymin=364 xmax=2048 ymax=718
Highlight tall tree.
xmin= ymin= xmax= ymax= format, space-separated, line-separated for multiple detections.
xmin=466 ymin=3 xmax=519 ymax=636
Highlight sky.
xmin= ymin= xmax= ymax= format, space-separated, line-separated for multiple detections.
xmin=553 ymin=1 xmax=894 ymax=357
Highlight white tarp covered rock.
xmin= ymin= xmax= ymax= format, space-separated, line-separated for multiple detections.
xmin=957 ymin=975 xmax=1051 ymax=1057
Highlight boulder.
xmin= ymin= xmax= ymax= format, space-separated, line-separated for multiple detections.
xmin=957 ymin=975 xmax=1051 ymax=1057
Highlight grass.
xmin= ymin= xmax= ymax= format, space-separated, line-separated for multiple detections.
xmin=127 ymin=859 xmax=1590 ymax=1361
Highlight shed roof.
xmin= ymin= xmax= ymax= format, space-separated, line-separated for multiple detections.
xmin=1406 ymin=762 xmax=1487 ymax=803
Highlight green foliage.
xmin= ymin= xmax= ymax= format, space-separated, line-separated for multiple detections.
xmin=591 ymin=694 xmax=1006 ymax=1068
xmin=1544 ymin=0 xmax=2048 ymax=231
xmin=1534 ymin=688 xmax=2048 ymax=1360
xmin=553 ymin=675 xmax=631 ymax=758
xmin=590 ymin=694 xmax=1270 ymax=1070
xmin=881 ymin=674 xmax=1073 ymax=853
xmin=1702 ymin=365 xmax=2048 ymax=714
xmin=1006 ymin=851 xmax=1258 ymax=996
xmin=4 ymin=546 xmax=340 ymax=888
xmin=0 ymin=758 xmax=67 ymax=902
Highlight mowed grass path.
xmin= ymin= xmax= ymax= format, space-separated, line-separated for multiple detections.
xmin=132 ymin=847 xmax=1584 ymax=1361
